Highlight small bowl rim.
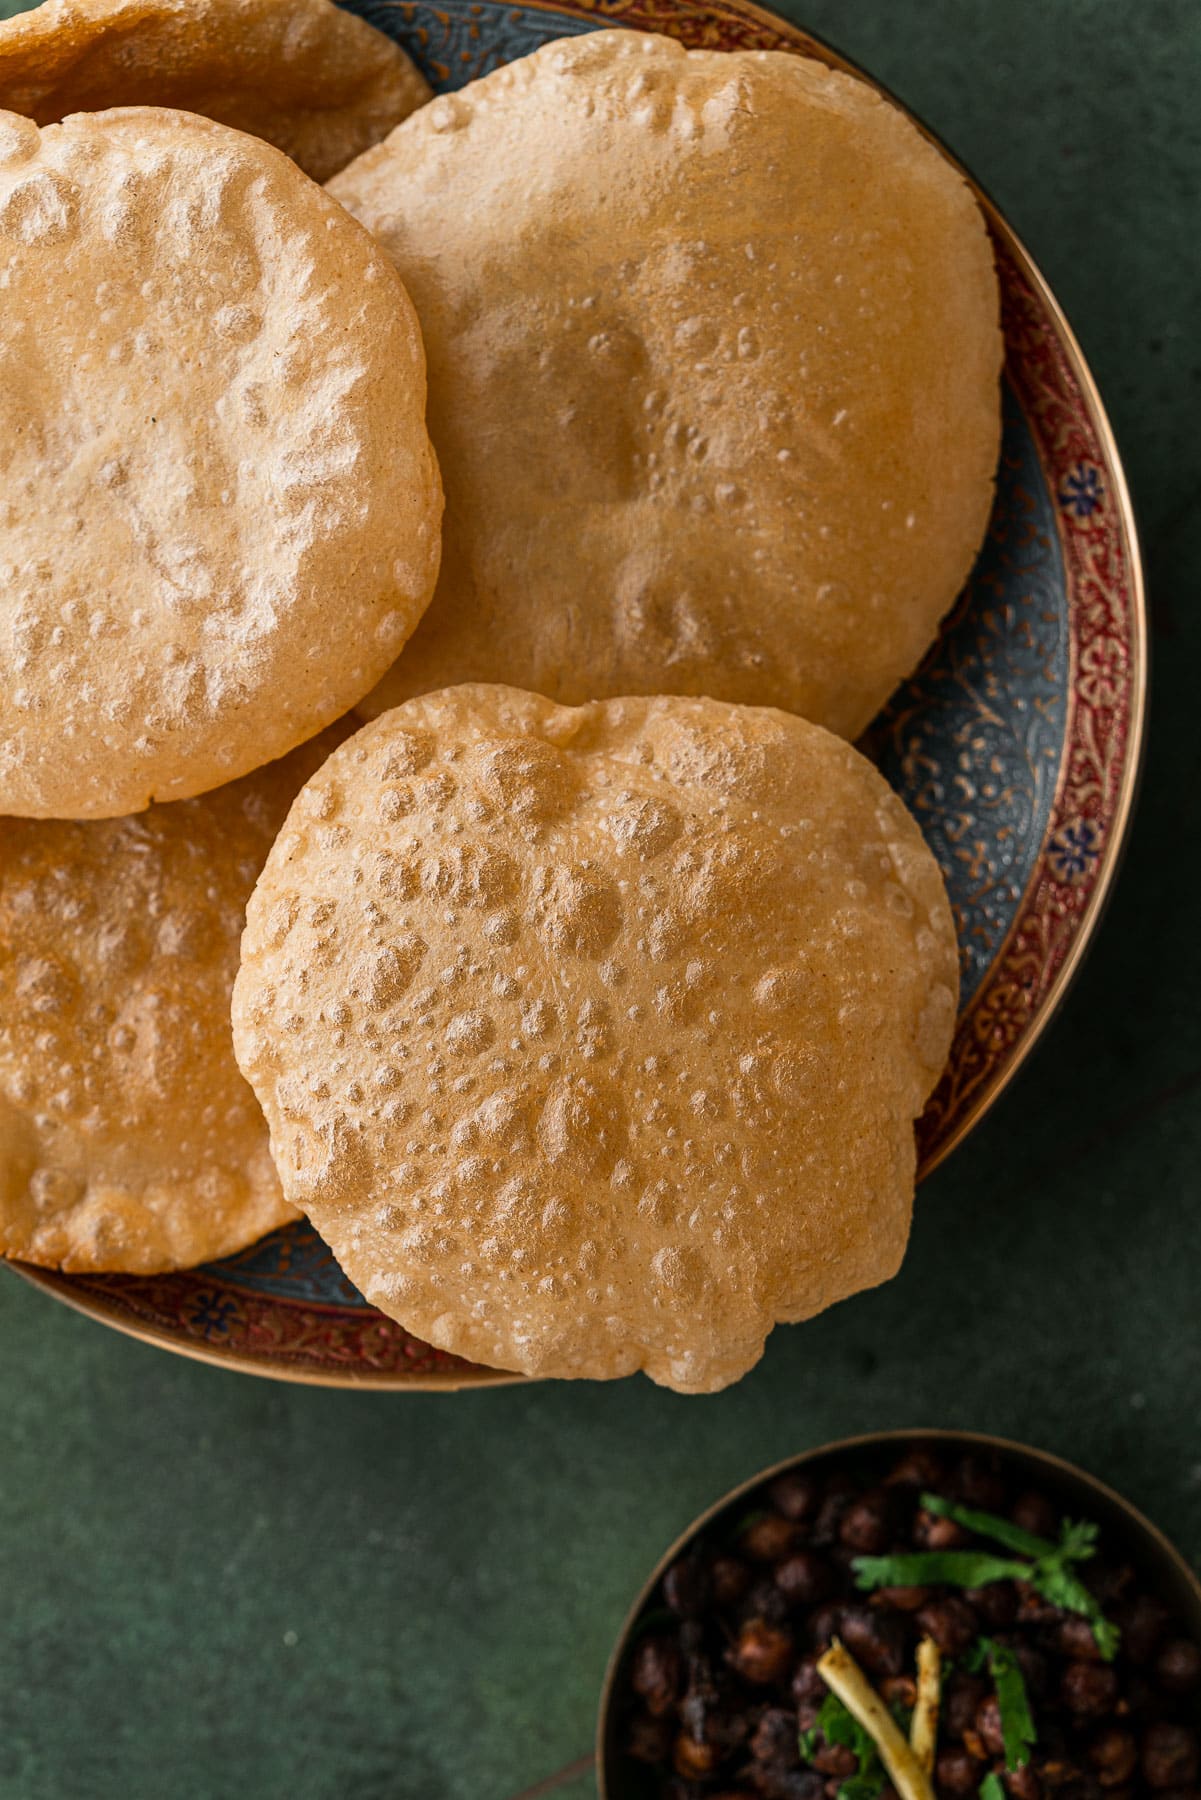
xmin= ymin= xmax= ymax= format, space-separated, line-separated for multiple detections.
xmin=595 ymin=1427 xmax=1201 ymax=1796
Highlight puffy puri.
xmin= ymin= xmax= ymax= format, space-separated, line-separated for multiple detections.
xmin=0 ymin=106 xmax=441 ymax=819
xmin=0 ymin=729 xmax=346 ymax=1274
xmin=233 ymin=686 xmax=960 ymax=1393
xmin=332 ymin=29 xmax=1003 ymax=740
xmin=0 ymin=0 xmax=431 ymax=183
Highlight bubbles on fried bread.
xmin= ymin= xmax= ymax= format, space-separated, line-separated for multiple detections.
xmin=233 ymin=690 xmax=959 ymax=1392
xmin=0 ymin=730 xmax=343 ymax=1272
xmin=0 ymin=167 xmax=75 ymax=243
xmin=0 ymin=112 xmax=440 ymax=819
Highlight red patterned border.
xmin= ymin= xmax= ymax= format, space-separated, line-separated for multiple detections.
xmin=19 ymin=1264 xmax=517 ymax=1386
xmin=8 ymin=0 xmax=1144 ymax=1384
xmin=917 ymin=243 xmax=1140 ymax=1163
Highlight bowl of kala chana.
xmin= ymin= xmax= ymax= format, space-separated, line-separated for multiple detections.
xmin=599 ymin=1431 xmax=1201 ymax=1800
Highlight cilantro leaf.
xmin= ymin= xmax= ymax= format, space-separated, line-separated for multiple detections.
xmin=819 ymin=1692 xmax=861 ymax=1749
xmin=881 ymin=1496 xmax=1121 ymax=1662
xmin=967 ymin=1639 xmax=1038 ymax=1770
xmin=853 ymin=1551 xmax=1031 ymax=1592
xmin=989 ymin=1642 xmax=1037 ymax=1770
xmin=980 ymin=1773 xmax=1008 ymax=1800
xmin=799 ymin=1692 xmax=854 ymax=1764
xmin=799 ymin=1691 xmax=888 ymax=1800
xmin=1033 ymin=1560 xmax=1120 ymax=1660
xmin=1056 ymin=1518 xmax=1100 ymax=1564
xmin=841 ymin=1773 xmax=888 ymax=1800
xmin=920 ymin=1491 xmax=1056 ymax=1559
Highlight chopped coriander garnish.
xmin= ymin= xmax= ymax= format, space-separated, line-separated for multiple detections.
xmin=919 ymin=1492 xmax=1055 ymax=1559
xmin=853 ymin=1500 xmax=1120 ymax=1661
xmin=980 ymin=1772 xmax=1008 ymax=1800
xmin=1037 ymin=1560 xmax=1120 ymax=1660
xmin=799 ymin=1690 xmax=889 ymax=1800
xmin=843 ymin=1771 xmax=890 ymax=1800
xmin=970 ymin=1639 xmax=1037 ymax=1770
xmin=1057 ymin=1518 xmax=1101 ymax=1562
xmin=854 ymin=1551 xmax=1035 ymax=1590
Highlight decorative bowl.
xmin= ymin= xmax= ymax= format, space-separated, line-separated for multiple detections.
xmin=596 ymin=1429 xmax=1201 ymax=1797
xmin=5 ymin=0 xmax=1146 ymax=1385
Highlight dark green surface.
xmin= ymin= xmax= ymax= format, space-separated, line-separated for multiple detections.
xmin=2 ymin=2 xmax=1201 ymax=1796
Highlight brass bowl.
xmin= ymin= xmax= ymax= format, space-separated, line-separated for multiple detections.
xmin=597 ymin=1429 xmax=1201 ymax=1798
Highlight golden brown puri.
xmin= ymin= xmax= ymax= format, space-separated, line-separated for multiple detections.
xmin=0 ymin=0 xmax=431 ymax=182
xmin=0 ymin=106 xmax=442 ymax=820
xmin=331 ymin=30 xmax=1002 ymax=740
xmin=233 ymin=686 xmax=959 ymax=1393
xmin=0 ymin=727 xmax=351 ymax=1275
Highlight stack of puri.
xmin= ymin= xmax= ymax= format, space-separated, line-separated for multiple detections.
xmin=0 ymin=11 xmax=1001 ymax=1391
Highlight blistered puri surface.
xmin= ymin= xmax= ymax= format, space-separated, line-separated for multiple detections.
xmin=333 ymin=29 xmax=1002 ymax=740
xmin=0 ymin=0 xmax=432 ymax=181
xmin=0 ymin=731 xmax=344 ymax=1273
xmin=0 ymin=107 xmax=441 ymax=818
xmin=233 ymin=689 xmax=958 ymax=1390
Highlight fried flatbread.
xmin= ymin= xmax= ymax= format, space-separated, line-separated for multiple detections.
xmin=233 ymin=686 xmax=958 ymax=1391
xmin=0 ymin=729 xmax=346 ymax=1273
xmin=0 ymin=0 xmax=430 ymax=181
xmin=0 ymin=106 xmax=441 ymax=818
xmin=331 ymin=31 xmax=1001 ymax=738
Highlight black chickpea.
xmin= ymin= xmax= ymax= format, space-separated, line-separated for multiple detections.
xmin=1059 ymin=1616 xmax=1109 ymax=1662
xmin=887 ymin=1448 xmax=948 ymax=1489
xmin=711 ymin=1553 xmax=753 ymax=1608
xmin=1144 ymin=1724 xmax=1201 ymax=1790
xmin=1120 ymin=1595 xmax=1173 ymax=1666
xmin=1005 ymin=1764 xmax=1043 ymax=1800
xmin=1063 ymin=1661 xmax=1121 ymax=1719
xmin=673 ymin=1728 xmax=721 ymax=1779
xmin=977 ymin=1695 xmax=1007 ymax=1758
xmin=727 ymin=1619 xmax=794 ymax=1684
xmin=953 ymin=1457 xmax=1009 ymax=1511
xmin=1156 ymin=1641 xmax=1201 ymax=1695
xmin=791 ymin=1656 xmax=826 ymax=1705
xmin=874 ymin=1584 xmax=932 ymax=1612
xmin=663 ymin=1553 xmax=711 ymax=1619
xmin=743 ymin=1576 xmax=792 ymax=1628
xmin=742 ymin=1514 xmax=800 ymax=1564
xmin=769 ymin=1473 xmax=821 ymax=1523
xmin=807 ymin=1601 xmax=844 ymax=1654
xmin=839 ymin=1604 xmax=907 ymax=1677
xmin=970 ymin=1581 xmax=1020 ymax=1629
xmin=945 ymin=1672 xmax=990 ymax=1738
xmin=839 ymin=1492 xmax=895 ymax=1554
xmin=813 ymin=1742 xmax=859 ymax=1779
xmin=1090 ymin=1728 xmax=1139 ymax=1787
xmin=915 ymin=1593 xmax=979 ymax=1656
xmin=750 ymin=1706 xmax=802 ymax=1767
xmin=938 ymin=1748 xmax=987 ymax=1796
xmin=915 ymin=1507 xmax=970 ymax=1550
xmin=631 ymin=1637 xmax=683 ymax=1715
xmin=1012 ymin=1490 xmax=1061 ymax=1540
xmin=777 ymin=1551 xmax=836 ymax=1608
xmin=628 ymin=1712 xmax=674 ymax=1763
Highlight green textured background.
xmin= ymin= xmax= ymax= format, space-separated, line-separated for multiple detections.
xmin=1 ymin=3 xmax=1199 ymax=1797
